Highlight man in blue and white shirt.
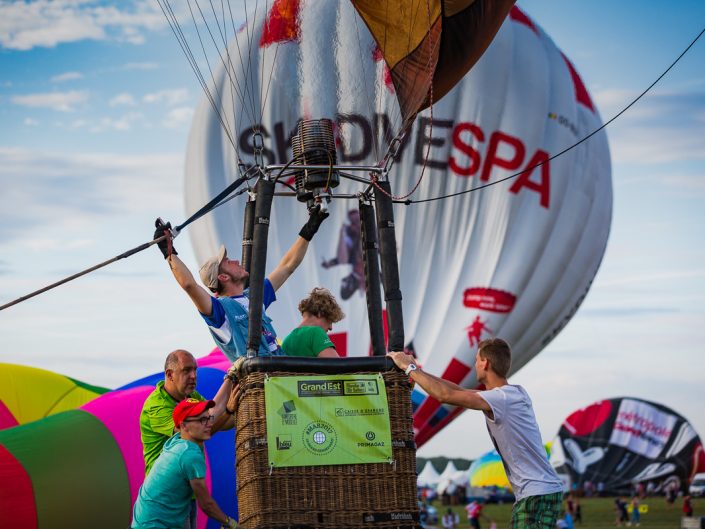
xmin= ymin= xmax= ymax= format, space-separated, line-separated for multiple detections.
xmin=155 ymin=207 xmax=327 ymax=361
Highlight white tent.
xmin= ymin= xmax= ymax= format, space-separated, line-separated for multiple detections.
xmin=438 ymin=461 xmax=459 ymax=483
xmin=436 ymin=461 xmax=467 ymax=495
xmin=417 ymin=461 xmax=441 ymax=488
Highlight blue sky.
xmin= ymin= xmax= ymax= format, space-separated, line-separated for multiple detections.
xmin=0 ymin=0 xmax=704 ymax=459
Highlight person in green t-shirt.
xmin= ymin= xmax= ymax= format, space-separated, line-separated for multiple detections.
xmin=282 ymin=288 xmax=344 ymax=358
xmin=139 ymin=350 xmax=234 ymax=529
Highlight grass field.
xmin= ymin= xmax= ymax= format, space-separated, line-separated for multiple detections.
xmin=425 ymin=496 xmax=705 ymax=529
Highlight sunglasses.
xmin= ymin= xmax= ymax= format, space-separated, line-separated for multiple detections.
xmin=182 ymin=415 xmax=215 ymax=426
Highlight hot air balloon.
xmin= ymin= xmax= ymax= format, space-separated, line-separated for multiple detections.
xmin=0 ymin=350 xmax=236 ymax=529
xmin=468 ymin=449 xmax=510 ymax=489
xmin=183 ymin=3 xmax=612 ymax=447
xmin=0 ymin=363 xmax=108 ymax=430
xmin=550 ymin=397 xmax=705 ymax=495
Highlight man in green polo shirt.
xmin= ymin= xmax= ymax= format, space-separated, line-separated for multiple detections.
xmin=140 ymin=350 xmax=233 ymax=528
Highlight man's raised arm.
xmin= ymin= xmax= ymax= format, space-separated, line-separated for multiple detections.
xmin=154 ymin=220 xmax=213 ymax=316
xmin=268 ymin=206 xmax=328 ymax=291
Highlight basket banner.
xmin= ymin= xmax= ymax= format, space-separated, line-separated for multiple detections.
xmin=265 ymin=374 xmax=393 ymax=467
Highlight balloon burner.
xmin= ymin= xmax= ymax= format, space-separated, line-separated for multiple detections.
xmin=291 ymin=118 xmax=339 ymax=203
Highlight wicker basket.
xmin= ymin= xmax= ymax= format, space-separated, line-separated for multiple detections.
xmin=232 ymin=357 xmax=419 ymax=529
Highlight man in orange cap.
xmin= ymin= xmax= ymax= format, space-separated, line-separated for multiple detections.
xmin=132 ymin=398 xmax=237 ymax=529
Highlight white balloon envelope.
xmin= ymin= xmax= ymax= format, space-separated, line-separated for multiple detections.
xmin=184 ymin=5 xmax=612 ymax=446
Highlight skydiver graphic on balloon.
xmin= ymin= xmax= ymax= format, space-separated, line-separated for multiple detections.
xmin=466 ymin=315 xmax=493 ymax=348
xmin=321 ymin=208 xmax=365 ymax=300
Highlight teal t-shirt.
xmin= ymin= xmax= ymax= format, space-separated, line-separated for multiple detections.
xmin=282 ymin=326 xmax=335 ymax=358
xmin=139 ymin=381 xmax=205 ymax=475
xmin=132 ymin=434 xmax=206 ymax=528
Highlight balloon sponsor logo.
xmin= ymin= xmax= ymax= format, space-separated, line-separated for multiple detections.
xmin=609 ymin=399 xmax=677 ymax=458
xmin=548 ymin=112 xmax=579 ymax=137
xmin=463 ymin=287 xmax=517 ymax=313
xmin=448 ymin=124 xmax=551 ymax=208
xmin=237 ymin=116 xmax=552 ymax=208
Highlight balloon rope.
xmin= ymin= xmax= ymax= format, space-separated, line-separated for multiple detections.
xmin=0 ymin=236 xmax=167 ymax=312
xmin=408 ymin=26 xmax=705 ymax=205
xmin=0 ymin=171 xmax=256 ymax=312
xmin=156 ymin=0 xmax=240 ymax=158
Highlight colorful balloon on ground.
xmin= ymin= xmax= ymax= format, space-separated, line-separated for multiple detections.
xmin=184 ymin=4 xmax=612 ymax=447
xmin=468 ymin=450 xmax=510 ymax=489
xmin=550 ymin=397 xmax=705 ymax=494
xmin=0 ymin=351 xmax=236 ymax=529
xmin=0 ymin=363 xmax=108 ymax=430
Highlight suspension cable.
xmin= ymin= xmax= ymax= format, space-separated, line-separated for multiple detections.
xmin=406 ymin=26 xmax=705 ymax=205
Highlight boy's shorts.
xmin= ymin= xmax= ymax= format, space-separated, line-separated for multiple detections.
xmin=511 ymin=492 xmax=562 ymax=529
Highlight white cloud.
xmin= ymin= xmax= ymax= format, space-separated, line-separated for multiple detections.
xmin=143 ymin=89 xmax=189 ymax=106
xmin=122 ymin=62 xmax=158 ymax=71
xmin=11 ymin=90 xmax=88 ymax=112
xmin=163 ymin=106 xmax=194 ymax=129
xmin=51 ymin=71 xmax=84 ymax=83
xmin=23 ymin=117 xmax=39 ymax=126
xmin=109 ymin=92 xmax=137 ymax=107
xmin=90 ymin=112 xmax=144 ymax=132
xmin=0 ymin=146 xmax=184 ymax=246
xmin=0 ymin=0 xmax=167 ymax=51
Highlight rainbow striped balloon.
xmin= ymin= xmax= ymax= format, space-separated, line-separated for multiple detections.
xmin=468 ymin=449 xmax=510 ymax=489
xmin=0 ymin=363 xmax=108 ymax=429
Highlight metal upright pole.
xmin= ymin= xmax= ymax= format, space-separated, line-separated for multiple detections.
xmin=360 ymin=201 xmax=386 ymax=356
xmin=247 ymin=179 xmax=275 ymax=357
xmin=374 ymin=181 xmax=405 ymax=352
xmin=241 ymin=197 xmax=256 ymax=289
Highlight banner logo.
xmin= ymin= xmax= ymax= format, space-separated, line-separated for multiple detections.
xmin=276 ymin=435 xmax=292 ymax=450
xmin=335 ymin=407 xmax=384 ymax=417
xmin=302 ymin=420 xmax=337 ymax=455
xmin=297 ymin=378 xmax=379 ymax=397
xmin=277 ymin=400 xmax=297 ymax=425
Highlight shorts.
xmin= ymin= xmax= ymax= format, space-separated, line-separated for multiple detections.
xmin=470 ymin=519 xmax=480 ymax=529
xmin=511 ymin=492 xmax=562 ymax=529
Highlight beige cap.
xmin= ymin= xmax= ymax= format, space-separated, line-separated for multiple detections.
xmin=199 ymin=245 xmax=227 ymax=291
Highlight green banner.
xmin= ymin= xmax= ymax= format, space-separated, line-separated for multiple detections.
xmin=265 ymin=374 xmax=392 ymax=467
